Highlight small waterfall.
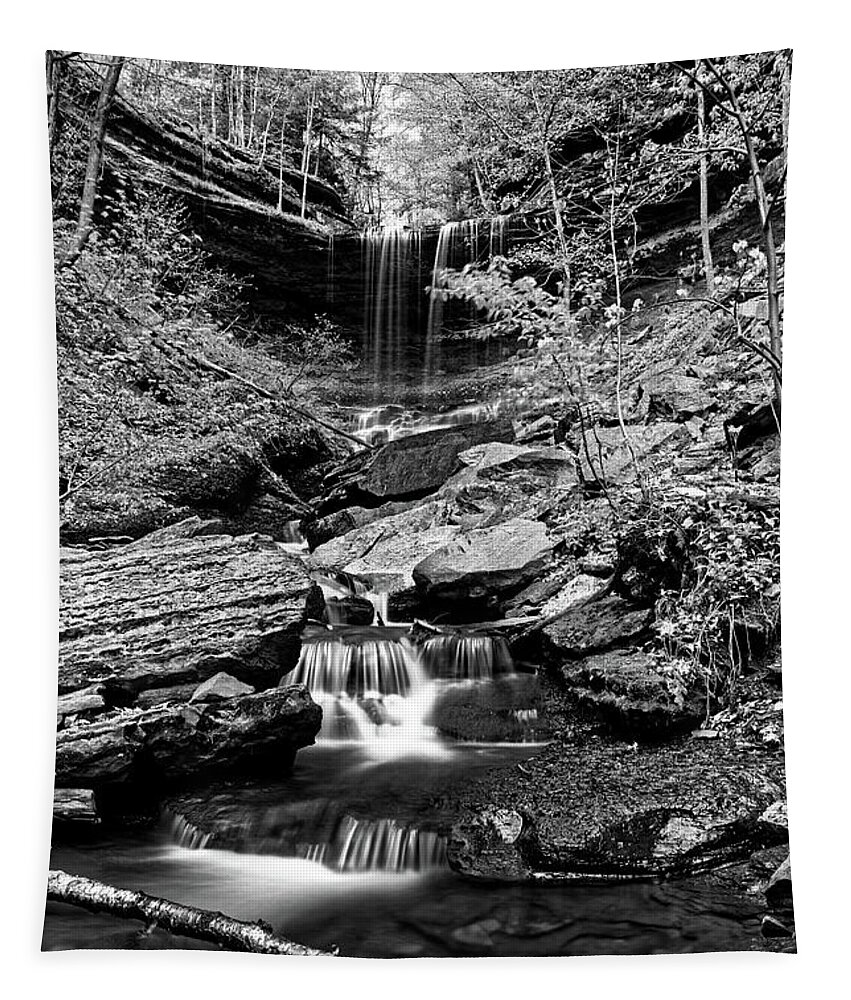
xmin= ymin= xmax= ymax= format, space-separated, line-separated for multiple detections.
xmin=352 ymin=399 xmax=504 ymax=445
xmin=166 ymin=810 xmax=212 ymax=850
xmin=421 ymin=634 xmax=515 ymax=681
xmin=290 ymin=635 xmax=416 ymax=697
xmin=302 ymin=815 xmax=446 ymax=872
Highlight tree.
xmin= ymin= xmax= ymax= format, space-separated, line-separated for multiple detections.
xmin=674 ymin=56 xmax=785 ymax=401
xmin=60 ymin=55 xmax=125 ymax=268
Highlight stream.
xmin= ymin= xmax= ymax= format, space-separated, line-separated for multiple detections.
xmin=44 ymin=561 xmax=764 ymax=956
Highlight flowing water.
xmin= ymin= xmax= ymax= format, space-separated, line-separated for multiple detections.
xmin=45 ymin=619 xmax=765 ymax=956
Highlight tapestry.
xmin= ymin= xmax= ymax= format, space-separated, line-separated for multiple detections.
xmin=44 ymin=50 xmax=792 ymax=957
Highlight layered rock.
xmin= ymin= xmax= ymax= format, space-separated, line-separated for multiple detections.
xmin=317 ymin=420 xmax=515 ymax=515
xmin=55 ymin=686 xmax=321 ymax=799
xmin=59 ymin=528 xmax=311 ymax=698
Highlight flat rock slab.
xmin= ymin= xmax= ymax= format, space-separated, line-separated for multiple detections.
xmin=413 ymin=518 xmax=556 ymax=602
xmin=60 ymin=530 xmax=311 ymax=697
xmin=55 ymin=685 xmax=321 ymax=793
xmin=447 ymin=735 xmax=787 ymax=879
xmin=543 ymin=597 xmax=654 ymax=659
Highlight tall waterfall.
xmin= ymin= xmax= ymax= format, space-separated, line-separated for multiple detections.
xmin=359 ymin=216 xmax=511 ymax=392
xmin=362 ymin=227 xmax=422 ymax=382
xmin=424 ymin=216 xmax=510 ymax=384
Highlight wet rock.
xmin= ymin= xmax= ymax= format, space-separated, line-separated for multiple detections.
xmin=53 ymin=788 xmax=99 ymax=825
xmin=302 ymin=499 xmax=417 ymax=549
xmin=430 ymin=675 xmax=545 ymax=742
xmin=324 ymin=594 xmax=375 ymax=625
xmin=59 ymin=532 xmax=311 ymax=697
xmin=560 ymin=649 xmax=704 ymax=737
xmin=55 ymin=685 xmax=321 ymax=799
xmin=765 ymin=855 xmax=793 ymax=907
xmin=413 ymin=518 xmax=556 ymax=610
xmin=543 ymin=597 xmax=653 ymax=660
xmin=758 ymin=800 xmax=788 ymax=833
xmin=223 ymin=492 xmax=306 ymax=539
xmin=190 ymin=671 xmax=255 ymax=703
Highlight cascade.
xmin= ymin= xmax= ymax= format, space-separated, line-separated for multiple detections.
xmin=301 ymin=815 xmax=446 ymax=872
xmin=165 ymin=810 xmax=211 ymax=850
xmin=291 ymin=631 xmax=417 ymax=697
xmin=353 ymin=398 xmax=504 ymax=445
xmin=420 ymin=634 xmax=515 ymax=681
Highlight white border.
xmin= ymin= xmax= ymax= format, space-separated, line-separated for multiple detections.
xmin=2 ymin=2 xmax=849 ymax=998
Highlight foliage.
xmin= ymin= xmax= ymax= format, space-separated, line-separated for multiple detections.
xmin=628 ymin=489 xmax=780 ymax=702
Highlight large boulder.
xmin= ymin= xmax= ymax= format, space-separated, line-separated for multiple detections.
xmin=629 ymin=364 xmax=714 ymax=422
xmin=54 ymin=686 xmax=321 ymax=805
xmin=560 ymin=649 xmax=704 ymax=737
xmin=412 ymin=518 xmax=556 ymax=610
xmin=59 ymin=527 xmax=312 ymax=698
xmin=317 ymin=420 xmax=514 ymax=513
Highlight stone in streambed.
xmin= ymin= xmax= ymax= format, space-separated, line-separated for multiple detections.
xmin=190 ymin=671 xmax=255 ymax=703
xmin=317 ymin=420 xmax=515 ymax=514
xmin=765 ymin=855 xmax=793 ymax=907
xmin=55 ymin=685 xmax=321 ymax=796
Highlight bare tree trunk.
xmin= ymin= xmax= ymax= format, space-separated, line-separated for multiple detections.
xmin=47 ymin=870 xmax=332 ymax=956
xmin=46 ymin=51 xmax=64 ymax=165
xmin=209 ymin=64 xmax=217 ymax=139
xmin=300 ymin=80 xmax=317 ymax=218
xmin=704 ymin=58 xmax=782 ymax=402
xmin=60 ymin=56 xmax=125 ymax=269
xmin=696 ymin=83 xmax=715 ymax=290
xmin=531 ymin=78 xmax=570 ymax=322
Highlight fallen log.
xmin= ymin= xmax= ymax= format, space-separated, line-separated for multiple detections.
xmin=47 ymin=869 xmax=333 ymax=956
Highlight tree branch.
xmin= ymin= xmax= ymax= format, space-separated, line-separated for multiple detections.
xmin=47 ymin=869 xmax=333 ymax=956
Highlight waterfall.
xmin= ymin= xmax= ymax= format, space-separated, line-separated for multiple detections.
xmin=290 ymin=635 xmax=416 ymax=697
xmin=302 ymin=815 xmax=446 ymax=872
xmin=420 ymin=634 xmax=515 ymax=681
xmin=165 ymin=810 xmax=212 ymax=850
xmin=362 ymin=227 xmax=420 ymax=383
xmin=425 ymin=217 xmax=511 ymax=384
